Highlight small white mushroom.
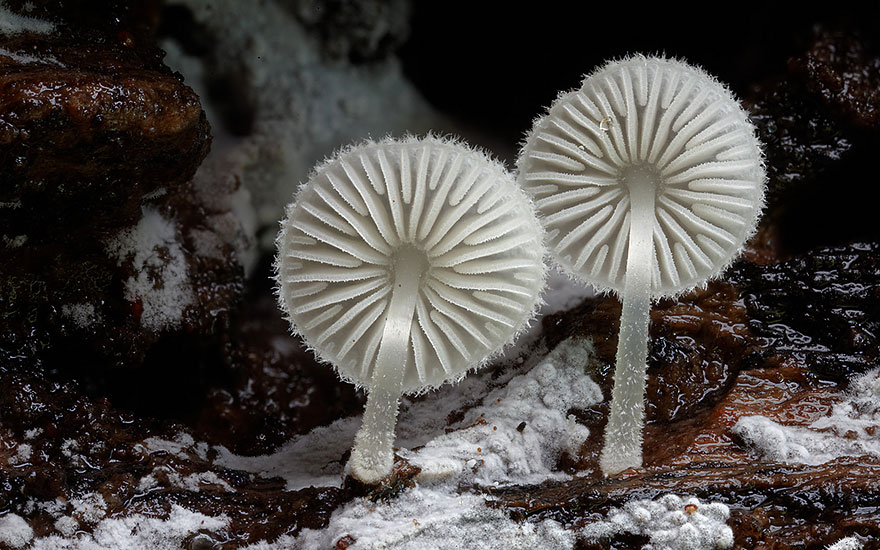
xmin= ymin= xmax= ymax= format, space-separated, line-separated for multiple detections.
xmin=518 ymin=56 xmax=765 ymax=475
xmin=276 ymin=136 xmax=546 ymax=483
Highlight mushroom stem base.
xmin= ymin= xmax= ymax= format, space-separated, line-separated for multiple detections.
xmin=350 ymin=384 xmax=402 ymax=484
xmin=349 ymin=247 xmax=424 ymax=484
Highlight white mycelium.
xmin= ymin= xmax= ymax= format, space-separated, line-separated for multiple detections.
xmin=276 ymin=136 xmax=545 ymax=483
xmin=518 ymin=55 xmax=765 ymax=475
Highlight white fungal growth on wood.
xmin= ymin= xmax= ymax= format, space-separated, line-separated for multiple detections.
xmin=826 ymin=536 xmax=865 ymax=550
xmin=0 ymin=513 xmax=33 ymax=549
xmin=105 ymin=206 xmax=194 ymax=332
xmin=518 ymin=55 xmax=765 ymax=475
xmin=276 ymin=136 xmax=546 ymax=483
xmin=61 ymin=303 xmax=100 ymax=330
xmin=0 ymin=4 xmax=55 ymax=36
xmin=294 ymin=487 xmax=574 ymax=550
xmin=404 ymin=336 xmax=603 ymax=486
xmin=579 ymin=494 xmax=734 ymax=550
xmin=732 ymin=368 xmax=880 ymax=465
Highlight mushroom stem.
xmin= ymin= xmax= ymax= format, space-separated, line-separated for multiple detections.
xmin=349 ymin=248 xmax=423 ymax=484
xmin=599 ymin=181 xmax=655 ymax=475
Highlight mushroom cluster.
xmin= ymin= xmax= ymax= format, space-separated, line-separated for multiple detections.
xmin=276 ymin=137 xmax=546 ymax=483
xmin=517 ymin=55 xmax=766 ymax=475
xmin=277 ymin=55 xmax=766 ymax=483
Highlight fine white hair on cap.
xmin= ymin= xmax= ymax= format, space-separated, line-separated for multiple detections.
xmin=276 ymin=135 xmax=546 ymax=483
xmin=277 ymin=136 xmax=546 ymax=393
xmin=518 ymin=55 xmax=765 ymax=299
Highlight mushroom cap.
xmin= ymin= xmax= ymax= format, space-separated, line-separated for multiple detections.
xmin=518 ymin=55 xmax=765 ymax=298
xmin=276 ymin=137 xmax=546 ymax=394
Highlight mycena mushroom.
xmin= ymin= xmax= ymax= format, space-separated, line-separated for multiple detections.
xmin=276 ymin=136 xmax=546 ymax=484
xmin=517 ymin=56 xmax=765 ymax=475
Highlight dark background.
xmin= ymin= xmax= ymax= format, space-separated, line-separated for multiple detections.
xmin=399 ymin=2 xmax=875 ymax=152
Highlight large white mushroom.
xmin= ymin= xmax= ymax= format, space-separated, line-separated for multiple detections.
xmin=276 ymin=136 xmax=546 ymax=484
xmin=518 ymin=56 xmax=765 ymax=475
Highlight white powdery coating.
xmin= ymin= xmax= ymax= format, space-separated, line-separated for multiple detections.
xmin=61 ymin=303 xmax=100 ymax=329
xmin=403 ymin=336 xmax=602 ymax=485
xmin=0 ymin=5 xmax=54 ymax=35
xmin=180 ymin=471 xmax=233 ymax=492
xmin=70 ymin=493 xmax=107 ymax=525
xmin=139 ymin=434 xmax=234 ymax=490
xmin=731 ymin=368 xmax=880 ymax=465
xmin=137 ymin=474 xmax=159 ymax=492
xmin=291 ymin=487 xmax=573 ymax=550
xmin=579 ymin=495 xmax=734 ymax=550
xmin=54 ymin=515 xmax=78 ymax=537
xmin=28 ymin=505 xmax=228 ymax=550
xmin=826 ymin=537 xmax=864 ymax=550
xmin=9 ymin=443 xmax=32 ymax=465
xmin=60 ymin=438 xmax=78 ymax=457
xmin=188 ymin=227 xmax=226 ymax=260
xmin=215 ymin=416 xmax=359 ymax=490
xmin=155 ymin=467 xmax=235 ymax=493
xmin=105 ymin=206 xmax=194 ymax=331
xmin=141 ymin=432 xmax=208 ymax=459
xmin=24 ymin=498 xmax=66 ymax=519
xmin=0 ymin=513 xmax=34 ymax=548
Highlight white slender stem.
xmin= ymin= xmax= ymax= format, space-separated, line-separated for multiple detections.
xmin=349 ymin=248 xmax=423 ymax=484
xmin=599 ymin=181 xmax=655 ymax=476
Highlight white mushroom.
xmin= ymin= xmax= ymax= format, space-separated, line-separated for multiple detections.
xmin=517 ymin=56 xmax=765 ymax=475
xmin=276 ymin=136 xmax=546 ymax=483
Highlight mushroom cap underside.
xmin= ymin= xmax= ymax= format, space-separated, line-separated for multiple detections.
xmin=277 ymin=138 xmax=546 ymax=394
xmin=518 ymin=55 xmax=765 ymax=298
